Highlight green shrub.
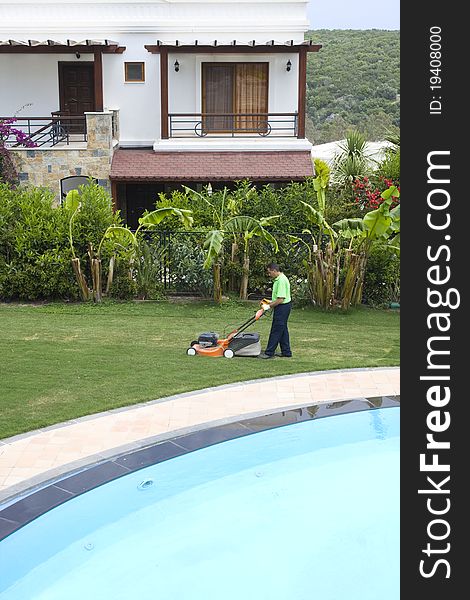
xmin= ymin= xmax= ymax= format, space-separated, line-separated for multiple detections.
xmin=167 ymin=234 xmax=213 ymax=297
xmin=108 ymin=266 xmax=138 ymax=300
xmin=376 ymin=146 xmax=400 ymax=182
xmin=0 ymin=184 xmax=76 ymax=300
xmin=0 ymin=182 xmax=123 ymax=301
xmin=289 ymin=276 xmax=311 ymax=307
xmin=70 ymin=182 xmax=123 ymax=280
xmin=133 ymin=237 xmax=165 ymax=300
xmin=362 ymin=245 xmax=400 ymax=307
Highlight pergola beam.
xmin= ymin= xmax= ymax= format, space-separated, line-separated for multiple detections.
xmin=145 ymin=44 xmax=321 ymax=54
xmin=0 ymin=45 xmax=125 ymax=54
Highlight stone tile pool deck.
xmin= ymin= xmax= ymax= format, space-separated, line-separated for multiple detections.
xmin=0 ymin=367 xmax=399 ymax=504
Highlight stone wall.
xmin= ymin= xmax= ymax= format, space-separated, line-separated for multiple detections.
xmin=11 ymin=111 xmax=118 ymax=203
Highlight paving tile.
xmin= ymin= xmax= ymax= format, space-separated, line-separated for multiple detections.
xmin=0 ymin=368 xmax=399 ymax=498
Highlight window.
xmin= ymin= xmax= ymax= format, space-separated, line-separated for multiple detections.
xmin=202 ymin=63 xmax=268 ymax=133
xmin=60 ymin=176 xmax=98 ymax=201
xmin=125 ymin=62 xmax=145 ymax=82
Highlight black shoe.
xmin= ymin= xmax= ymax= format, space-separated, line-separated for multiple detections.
xmin=258 ymin=352 xmax=275 ymax=359
xmin=275 ymin=353 xmax=292 ymax=358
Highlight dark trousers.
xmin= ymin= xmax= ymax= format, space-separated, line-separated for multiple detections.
xmin=265 ymin=302 xmax=292 ymax=356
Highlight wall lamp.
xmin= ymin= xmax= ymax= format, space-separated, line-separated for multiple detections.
xmin=174 ymin=60 xmax=180 ymax=72
xmin=286 ymin=59 xmax=292 ymax=72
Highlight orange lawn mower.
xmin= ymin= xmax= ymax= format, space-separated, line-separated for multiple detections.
xmin=186 ymin=300 xmax=271 ymax=359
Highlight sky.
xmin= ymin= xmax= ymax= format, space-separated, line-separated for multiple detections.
xmin=306 ymin=0 xmax=400 ymax=30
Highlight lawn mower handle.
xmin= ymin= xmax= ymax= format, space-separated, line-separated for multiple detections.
xmin=227 ymin=305 xmax=268 ymax=340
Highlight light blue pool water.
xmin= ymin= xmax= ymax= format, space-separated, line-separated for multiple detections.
xmin=0 ymin=407 xmax=399 ymax=600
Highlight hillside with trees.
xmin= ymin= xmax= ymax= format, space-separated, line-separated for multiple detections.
xmin=305 ymin=29 xmax=400 ymax=144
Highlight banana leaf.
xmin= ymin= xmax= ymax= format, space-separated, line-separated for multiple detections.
xmin=203 ymin=229 xmax=224 ymax=269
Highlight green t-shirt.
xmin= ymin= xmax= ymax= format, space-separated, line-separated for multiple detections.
xmin=272 ymin=272 xmax=291 ymax=304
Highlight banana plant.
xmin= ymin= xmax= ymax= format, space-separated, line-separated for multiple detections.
xmin=288 ymin=159 xmax=340 ymax=307
xmin=288 ymin=159 xmax=400 ymax=309
xmin=332 ymin=185 xmax=400 ymax=308
xmin=65 ymin=189 xmax=193 ymax=302
xmin=224 ymin=215 xmax=279 ymax=300
xmin=183 ymin=185 xmax=230 ymax=303
xmin=312 ymin=157 xmax=330 ymax=214
xmin=182 ymin=184 xmax=280 ymax=303
xmin=64 ymin=189 xmax=90 ymax=301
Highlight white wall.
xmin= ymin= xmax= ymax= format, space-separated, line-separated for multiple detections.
xmin=103 ymin=35 xmax=160 ymax=145
xmin=0 ymin=53 xmax=88 ymax=117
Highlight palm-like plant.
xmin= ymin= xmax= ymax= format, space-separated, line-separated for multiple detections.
xmin=182 ymin=185 xmax=230 ymax=303
xmin=332 ymin=130 xmax=371 ymax=185
xmin=289 ymin=159 xmax=339 ymax=307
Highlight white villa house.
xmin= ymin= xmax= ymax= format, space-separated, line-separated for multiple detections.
xmin=0 ymin=0 xmax=320 ymax=228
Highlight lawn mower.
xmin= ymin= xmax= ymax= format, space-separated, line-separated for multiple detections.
xmin=186 ymin=300 xmax=271 ymax=358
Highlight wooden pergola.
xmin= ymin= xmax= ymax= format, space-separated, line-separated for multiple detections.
xmin=145 ymin=40 xmax=321 ymax=139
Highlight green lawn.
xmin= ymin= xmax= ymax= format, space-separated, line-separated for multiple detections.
xmin=0 ymin=300 xmax=399 ymax=439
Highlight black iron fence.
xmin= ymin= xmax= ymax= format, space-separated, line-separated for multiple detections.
xmin=140 ymin=230 xmax=310 ymax=296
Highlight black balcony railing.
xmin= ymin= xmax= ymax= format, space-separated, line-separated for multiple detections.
xmin=0 ymin=114 xmax=87 ymax=148
xmin=169 ymin=112 xmax=298 ymax=138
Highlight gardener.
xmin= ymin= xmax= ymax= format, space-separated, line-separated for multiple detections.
xmin=258 ymin=263 xmax=292 ymax=359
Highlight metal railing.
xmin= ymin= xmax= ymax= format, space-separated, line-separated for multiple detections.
xmin=169 ymin=112 xmax=298 ymax=138
xmin=0 ymin=115 xmax=87 ymax=148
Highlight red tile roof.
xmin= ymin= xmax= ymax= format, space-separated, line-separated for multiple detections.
xmin=110 ymin=149 xmax=313 ymax=182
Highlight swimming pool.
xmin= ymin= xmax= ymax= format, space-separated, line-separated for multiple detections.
xmin=0 ymin=405 xmax=399 ymax=599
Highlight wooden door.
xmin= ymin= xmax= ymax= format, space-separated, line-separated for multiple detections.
xmin=58 ymin=63 xmax=95 ymax=133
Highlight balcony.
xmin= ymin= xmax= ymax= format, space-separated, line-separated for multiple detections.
xmin=4 ymin=111 xmax=117 ymax=198
xmin=168 ymin=112 xmax=298 ymax=138
xmin=0 ymin=114 xmax=87 ymax=148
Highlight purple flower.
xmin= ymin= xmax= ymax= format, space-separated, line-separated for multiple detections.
xmin=0 ymin=118 xmax=37 ymax=148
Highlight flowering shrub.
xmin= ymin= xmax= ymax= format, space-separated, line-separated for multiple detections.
xmin=0 ymin=118 xmax=37 ymax=148
xmin=352 ymin=175 xmax=400 ymax=210
xmin=0 ymin=118 xmax=37 ymax=185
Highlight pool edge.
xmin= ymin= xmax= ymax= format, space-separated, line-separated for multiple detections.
xmin=0 ymin=395 xmax=400 ymax=540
